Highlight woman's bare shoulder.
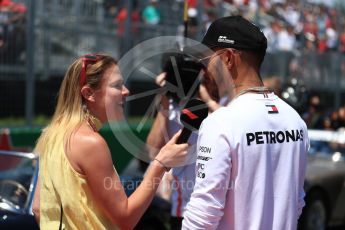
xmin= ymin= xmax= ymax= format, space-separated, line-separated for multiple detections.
xmin=72 ymin=125 xmax=107 ymax=150
xmin=67 ymin=124 xmax=112 ymax=174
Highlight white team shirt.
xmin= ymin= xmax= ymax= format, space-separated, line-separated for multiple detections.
xmin=182 ymin=92 xmax=309 ymax=230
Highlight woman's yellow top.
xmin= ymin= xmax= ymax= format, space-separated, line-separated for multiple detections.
xmin=39 ymin=142 xmax=118 ymax=230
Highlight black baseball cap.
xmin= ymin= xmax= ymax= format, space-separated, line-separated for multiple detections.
xmin=184 ymin=16 xmax=267 ymax=62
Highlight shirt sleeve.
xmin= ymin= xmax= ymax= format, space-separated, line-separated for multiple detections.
xmin=182 ymin=117 xmax=231 ymax=230
xmin=298 ymin=127 xmax=309 ymax=218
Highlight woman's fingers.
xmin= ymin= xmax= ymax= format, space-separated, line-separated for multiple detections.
xmin=156 ymin=72 xmax=167 ymax=87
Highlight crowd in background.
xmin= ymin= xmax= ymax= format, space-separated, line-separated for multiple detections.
xmin=103 ymin=0 xmax=345 ymax=131
xmin=2 ymin=0 xmax=344 ymax=58
xmin=263 ymin=76 xmax=345 ymax=131
xmin=1 ymin=0 xmax=344 ymax=58
xmin=1 ymin=0 xmax=345 ymax=131
xmin=0 ymin=0 xmax=26 ymax=63
xmin=103 ymin=0 xmax=345 ymax=54
xmin=302 ymin=94 xmax=345 ymax=131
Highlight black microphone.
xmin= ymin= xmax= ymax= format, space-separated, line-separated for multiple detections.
xmin=176 ymin=99 xmax=208 ymax=144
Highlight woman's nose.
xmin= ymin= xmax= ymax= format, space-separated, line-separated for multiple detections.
xmin=122 ymin=85 xmax=130 ymax=97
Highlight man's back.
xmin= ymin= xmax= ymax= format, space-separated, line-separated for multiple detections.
xmin=183 ymin=92 xmax=309 ymax=230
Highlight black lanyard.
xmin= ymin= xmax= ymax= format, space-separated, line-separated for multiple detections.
xmin=59 ymin=204 xmax=63 ymax=230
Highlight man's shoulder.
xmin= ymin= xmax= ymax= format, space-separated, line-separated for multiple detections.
xmin=201 ymin=107 xmax=233 ymax=131
xmin=205 ymin=106 xmax=229 ymax=121
xmin=276 ymin=97 xmax=304 ymax=118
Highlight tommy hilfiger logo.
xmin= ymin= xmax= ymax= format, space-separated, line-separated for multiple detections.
xmin=218 ymin=36 xmax=234 ymax=44
xmin=266 ymin=105 xmax=279 ymax=114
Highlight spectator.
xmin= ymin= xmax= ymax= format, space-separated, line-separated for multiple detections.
xmin=103 ymin=0 xmax=120 ymax=20
xmin=282 ymin=3 xmax=300 ymax=30
xmin=337 ymin=106 xmax=345 ymax=129
xmin=277 ymin=24 xmax=296 ymax=52
xmin=176 ymin=7 xmax=199 ymax=46
xmin=326 ymin=26 xmax=338 ymax=51
xmin=115 ymin=1 xmax=140 ymax=36
xmin=330 ymin=110 xmax=341 ymax=130
xmin=142 ymin=0 xmax=161 ymax=25
xmin=263 ymin=20 xmax=281 ymax=53
xmin=0 ymin=0 xmax=26 ymax=63
xmin=0 ymin=0 xmax=11 ymax=44
xmin=302 ymin=94 xmax=324 ymax=129
xmin=339 ymin=25 xmax=345 ymax=53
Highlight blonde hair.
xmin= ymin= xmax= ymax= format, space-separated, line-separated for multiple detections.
xmin=34 ymin=54 xmax=117 ymax=155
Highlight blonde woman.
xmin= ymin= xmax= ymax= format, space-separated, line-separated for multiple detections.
xmin=32 ymin=54 xmax=188 ymax=230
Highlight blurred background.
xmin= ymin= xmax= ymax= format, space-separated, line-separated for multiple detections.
xmin=0 ymin=0 xmax=345 ymax=130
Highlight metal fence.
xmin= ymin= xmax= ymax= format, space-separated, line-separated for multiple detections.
xmin=0 ymin=0 xmax=344 ymax=127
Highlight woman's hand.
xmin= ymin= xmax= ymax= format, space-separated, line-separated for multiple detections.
xmin=155 ymin=130 xmax=189 ymax=168
xmin=156 ymin=72 xmax=169 ymax=110
xmin=155 ymin=72 xmax=166 ymax=87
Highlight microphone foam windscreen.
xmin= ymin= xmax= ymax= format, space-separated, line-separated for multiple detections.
xmin=180 ymin=99 xmax=208 ymax=131
xmin=162 ymin=50 xmax=203 ymax=103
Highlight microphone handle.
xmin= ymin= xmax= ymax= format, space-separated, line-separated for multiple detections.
xmin=176 ymin=128 xmax=192 ymax=144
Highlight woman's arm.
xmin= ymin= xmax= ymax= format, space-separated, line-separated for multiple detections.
xmin=77 ymin=131 xmax=187 ymax=230
xmin=146 ymin=72 xmax=170 ymax=159
xmin=146 ymin=95 xmax=170 ymax=159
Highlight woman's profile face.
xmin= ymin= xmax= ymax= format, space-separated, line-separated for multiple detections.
xmin=94 ymin=64 xmax=129 ymax=122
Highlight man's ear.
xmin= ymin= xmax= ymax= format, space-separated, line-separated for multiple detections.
xmin=224 ymin=49 xmax=235 ymax=69
xmin=80 ymin=86 xmax=95 ymax=102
